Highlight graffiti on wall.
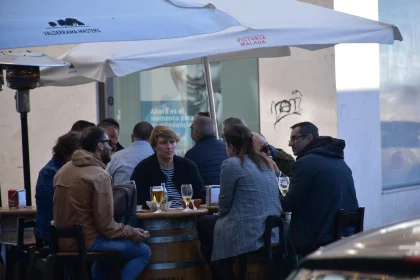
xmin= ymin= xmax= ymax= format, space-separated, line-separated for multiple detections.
xmin=271 ymin=90 xmax=303 ymax=128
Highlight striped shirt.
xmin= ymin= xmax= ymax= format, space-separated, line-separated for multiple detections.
xmin=161 ymin=167 xmax=182 ymax=208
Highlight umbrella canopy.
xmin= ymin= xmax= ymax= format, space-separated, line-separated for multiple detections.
xmin=0 ymin=0 xmax=241 ymax=50
xmin=193 ymin=0 xmax=402 ymax=48
xmin=40 ymin=27 xmax=291 ymax=86
xmin=40 ymin=0 xmax=402 ymax=87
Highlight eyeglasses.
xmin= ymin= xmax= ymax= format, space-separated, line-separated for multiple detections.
xmin=99 ymin=139 xmax=112 ymax=146
xmin=260 ymin=143 xmax=270 ymax=154
xmin=289 ymin=135 xmax=305 ymax=143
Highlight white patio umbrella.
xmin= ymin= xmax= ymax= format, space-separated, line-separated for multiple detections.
xmin=40 ymin=0 xmax=402 ymax=137
xmin=0 ymin=0 xmax=241 ymax=49
xmin=1 ymin=0 xmax=243 ymax=206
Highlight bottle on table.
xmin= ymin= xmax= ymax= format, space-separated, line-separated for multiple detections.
xmin=161 ymin=183 xmax=168 ymax=203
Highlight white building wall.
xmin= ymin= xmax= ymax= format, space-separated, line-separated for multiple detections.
xmin=260 ymin=0 xmax=337 ymax=155
xmin=335 ymin=0 xmax=420 ymax=229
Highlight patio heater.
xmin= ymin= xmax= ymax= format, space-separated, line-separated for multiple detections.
xmin=0 ymin=51 xmax=69 ymax=206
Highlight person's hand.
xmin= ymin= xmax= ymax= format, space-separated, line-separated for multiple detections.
xmin=131 ymin=228 xmax=150 ymax=243
xmin=267 ymin=156 xmax=280 ymax=177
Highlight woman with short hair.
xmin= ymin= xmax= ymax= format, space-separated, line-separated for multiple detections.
xmin=131 ymin=125 xmax=205 ymax=208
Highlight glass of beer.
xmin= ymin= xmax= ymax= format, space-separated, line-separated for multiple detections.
xmin=151 ymin=186 xmax=164 ymax=213
xmin=279 ymin=177 xmax=290 ymax=196
xmin=181 ymin=184 xmax=193 ymax=211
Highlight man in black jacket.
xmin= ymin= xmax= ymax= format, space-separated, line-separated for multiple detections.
xmin=281 ymin=122 xmax=359 ymax=255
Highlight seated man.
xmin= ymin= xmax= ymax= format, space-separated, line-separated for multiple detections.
xmin=53 ymin=126 xmax=151 ymax=280
xmin=185 ymin=115 xmax=228 ymax=186
xmin=98 ymin=119 xmax=120 ymax=153
xmin=102 ymin=118 xmax=125 ymax=151
xmin=106 ymin=122 xmax=154 ymax=184
xmin=222 ymin=117 xmax=295 ymax=176
xmin=281 ymin=122 xmax=359 ymax=255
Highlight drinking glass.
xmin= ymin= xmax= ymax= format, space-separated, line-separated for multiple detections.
xmin=181 ymin=184 xmax=193 ymax=211
xmin=149 ymin=187 xmax=154 ymax=202
xmin=279 ymin=177 xmax=290 ymax=196
xmin=151 ymin=186 xmax=164 ymax=213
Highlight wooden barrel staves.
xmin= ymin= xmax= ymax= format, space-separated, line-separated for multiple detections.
xmin=137 ymin=209 xmax=208 ymax=280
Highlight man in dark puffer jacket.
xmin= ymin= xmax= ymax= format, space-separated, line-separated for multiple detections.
xmin=185 ymin=115 xmax=228 ymax=186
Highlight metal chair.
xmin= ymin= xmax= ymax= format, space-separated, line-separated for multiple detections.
xmin=49 ymin=224 xmax=120 ymax=280
xmin=333 ymin=207 xmax=365 ymax=242
xmin=238 ymin=215 xmax=286 ymax=280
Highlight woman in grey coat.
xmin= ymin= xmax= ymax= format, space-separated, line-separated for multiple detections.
xmin=197 ymin=125 xmax=282 ymax=279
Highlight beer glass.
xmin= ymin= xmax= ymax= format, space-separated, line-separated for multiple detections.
xmin=151 ymin=186 xmax=164 ymax=213
xmin=181 ymin=184 xmax=193 ymax=211
xmin=279 ymin=177 xmax=290 ymax=196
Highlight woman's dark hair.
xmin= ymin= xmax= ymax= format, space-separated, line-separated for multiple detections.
xmin=52 ymin=131 xmax=81 ymax=162
xmin=224 ymin=126 xmax=270 ymax=171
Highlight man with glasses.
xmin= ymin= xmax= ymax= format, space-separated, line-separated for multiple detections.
xmin=281 ymin=122 xmax=359 ymax=256
xmin=53 ymin=127 xmax=151 ymax=279
xmin=98 ymin=120 xmax=120 ymax=153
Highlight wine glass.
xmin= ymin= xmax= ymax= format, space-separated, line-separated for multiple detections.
xmin=181 ymin=184 xmax=193 ymax=211
xmin=151 ymin=186 xmax=164 ymax=213
xmin=279 ymin=177 xmax=290 ymax=197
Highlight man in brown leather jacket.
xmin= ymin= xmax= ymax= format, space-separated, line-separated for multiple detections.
xmin=54 ymin=126 xmax=151 ymax=280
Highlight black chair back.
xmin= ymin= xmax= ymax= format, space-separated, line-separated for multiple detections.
xmin=49 ymin=224 xmax=88 ymax=280
xmin=333 ymin=207 xmax=365 ymax=241
xmin=239 ymin=215 xmax=286 ymax=280
xmin=263 ymin=215 xmax=286 ymax=259
xmin=49 ymin=224 xmax=86 ymax=254
xmin=17 ymin=217 xmax=36 ymax=247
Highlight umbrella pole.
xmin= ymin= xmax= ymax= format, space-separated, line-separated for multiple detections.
xmin=201 ymin=57 xmax=219 ymax=139
xmin=16 ymin=90 xmax=32 ymax=206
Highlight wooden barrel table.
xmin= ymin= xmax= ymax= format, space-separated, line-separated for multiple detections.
xmin=136 ymin=209 xmax=208 ymax=280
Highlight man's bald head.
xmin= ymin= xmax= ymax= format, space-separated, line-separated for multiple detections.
xmin=191 ymin=116 xmax=215 ymax=142
xmin=132 ymin=122 xmax=153 ymax=142
xmin=253 ymin=132 xmax=271 ymax=155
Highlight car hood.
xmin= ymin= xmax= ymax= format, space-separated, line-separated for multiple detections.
xmin=309 ymin=217 xmax=420 ymax=260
